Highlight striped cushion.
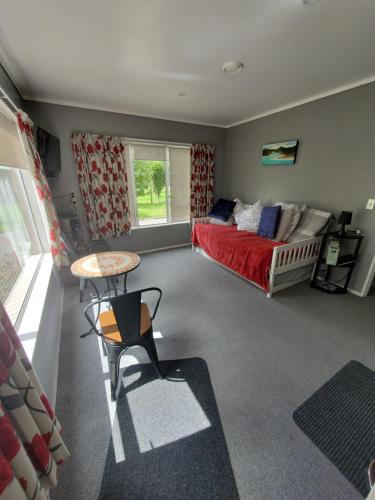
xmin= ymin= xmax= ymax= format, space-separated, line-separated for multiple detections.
xmin=273 ymin=202 xmax=307 ymax=240
xmin=288 ymin=208 xmax=331 ymax=242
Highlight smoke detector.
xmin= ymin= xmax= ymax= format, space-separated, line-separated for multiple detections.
xmin=222 ymin=61 xmax=244 ymax=74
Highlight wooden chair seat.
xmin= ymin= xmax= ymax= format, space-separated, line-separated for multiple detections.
xmin=99 ymin=303 xmax=152 ymax=343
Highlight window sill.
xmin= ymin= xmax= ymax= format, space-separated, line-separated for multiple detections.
xmin=5 ymin=254 xmax=43 ymax=326
xmin=16 ymin=253 xmax=53 ymax=361
xmin=131 ymin=220 xmax=190 ymax=230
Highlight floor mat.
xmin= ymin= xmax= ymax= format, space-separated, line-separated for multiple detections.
xmin=293 ymin=360 xmax=375 ymax=497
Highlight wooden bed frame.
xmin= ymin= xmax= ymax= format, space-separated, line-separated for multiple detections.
xmin=192 ymin=218 xmax=323 ymax=297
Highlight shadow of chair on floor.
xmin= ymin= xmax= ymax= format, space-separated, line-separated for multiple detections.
xmin=98 ymin=357 xmax=239 ymax=500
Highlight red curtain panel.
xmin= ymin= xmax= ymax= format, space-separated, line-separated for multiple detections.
xmin=0 ymin=301 xmax=69 ymax=499
xmin=16 ymin=111 xmax=69 ymax=269
xmin=190 ymin=144 xmax=215 ymax=218
xmin=71 ymin=133 xmax=131 ymax=240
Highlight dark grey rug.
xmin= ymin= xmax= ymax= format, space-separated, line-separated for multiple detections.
xmin=293 ymin=361 xmax=375 ymax=497
xmin=98 ymin=357 xmax=239 ymax=500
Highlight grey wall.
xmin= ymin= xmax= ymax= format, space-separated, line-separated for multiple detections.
xmin=25 ymin=101 xmax=226 ymax=252
xmin=224 ymin=83 xmax=375 ymax=294
xmin=32 ymin=267 xmax=64 ymax=406
xmin=25 ymin=86 xmax=375 ymax=293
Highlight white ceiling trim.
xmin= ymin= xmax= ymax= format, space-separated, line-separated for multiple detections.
xmin=23 ymin=96 xmax=225 ymax=129
xmin=2 ymin=0 xmax=375 ymax=129
xmin=24 ymin=73 xmax=375 ymax=130
xmin=226 ymin=75 xmax=375 ymax=128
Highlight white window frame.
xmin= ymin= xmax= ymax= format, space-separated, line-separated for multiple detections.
xmin=0 ymin=97 xmax=57 ymax=365
xmin=124 ymin=139 xmax=191 ymax=229
xmin=20 ymin=169 xmax=50 ymax=254
xmin=0 ymin=162 xmax=50 ymax=329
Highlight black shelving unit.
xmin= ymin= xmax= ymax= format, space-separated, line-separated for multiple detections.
xmin=311 ymin=230 xmax=364 ymax=294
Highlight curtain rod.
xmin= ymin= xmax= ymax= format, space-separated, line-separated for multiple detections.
xmin=73 ymin=131 xmax=192 ymax=148
xmin=0 ymin=91 xmax=18 ymax=114
xmin=124 ymin=137 xmax=191 ymax=148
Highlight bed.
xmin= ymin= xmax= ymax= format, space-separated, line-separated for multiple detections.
xmin=192 ymin=219 xmax=323 ymax=297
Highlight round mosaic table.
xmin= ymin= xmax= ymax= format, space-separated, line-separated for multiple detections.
xmin=71 ymin=251 xmax=140 ymax=337
xmin=71 ymin=250 xmax=140 ymax=296
xmin=71 ymin=251 xmax=140 ymax=279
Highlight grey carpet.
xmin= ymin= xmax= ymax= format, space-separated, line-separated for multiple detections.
xmin=293 ymin=361 xmax=375 ymax=497
xmin=54 ymin=247 xmax=375 ymax=499
xmin=98 ymin=358 xmax=238 ymax=499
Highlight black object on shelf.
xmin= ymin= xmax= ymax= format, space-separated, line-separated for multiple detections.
xmin=311 ymin=230 xmax=364 ymax=294
xmin=337 ymin=211 xmax=352 ymax=236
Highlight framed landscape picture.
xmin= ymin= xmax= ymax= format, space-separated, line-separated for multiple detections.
xmin=262 ymin=140 xmax=299 ymax=165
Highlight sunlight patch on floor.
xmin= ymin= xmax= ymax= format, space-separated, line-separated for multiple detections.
xmin=126 ymin=377 xmax=211 ymax=453
xmin=97 ymin=335 xmax=141 ymax=463
xmin=93 ymin=303 xmax=209 ymax=463
xmin=96 ymin=327 xmax=167 ymax=463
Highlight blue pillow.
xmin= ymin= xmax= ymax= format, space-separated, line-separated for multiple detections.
xmin=257 ymin=205 xmax=281 ymax=239
xmin=208 ymin=198 xmax=236 ymax=221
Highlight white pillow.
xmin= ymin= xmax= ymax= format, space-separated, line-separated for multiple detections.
xmin=233 ymin=199 xmax=256 ymax=221
xmin=234 ymin=199 xmax=262 ymax=232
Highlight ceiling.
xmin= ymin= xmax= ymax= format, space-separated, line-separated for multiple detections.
xmin=0 ymin=0 xmax=374 ymax=127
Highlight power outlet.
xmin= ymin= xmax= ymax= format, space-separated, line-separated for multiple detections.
xmin=366 ymin=199 xmax=375 ymax=210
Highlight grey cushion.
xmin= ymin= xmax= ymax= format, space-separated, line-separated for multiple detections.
xmin=273 ymin=202 xmax=307 ymax=240
xmin=288 ymin=208 xmax=331 ymax=242
xmin=273 ymin=208 xmax=294 ymax=242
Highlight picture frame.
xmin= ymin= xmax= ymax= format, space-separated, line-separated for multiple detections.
xmin=262 ymin=140 xmax=299 ymax=165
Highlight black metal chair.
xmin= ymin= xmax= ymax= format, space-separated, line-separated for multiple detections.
xmin=84 ymin=288 xmax=164 ymax=401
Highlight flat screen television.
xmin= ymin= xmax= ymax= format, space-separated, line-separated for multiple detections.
xmin=37 ymin=127 xmax=61 ymax=177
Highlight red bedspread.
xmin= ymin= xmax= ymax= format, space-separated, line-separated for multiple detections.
xmin=192 ymin=224 xmax=284 ymax=292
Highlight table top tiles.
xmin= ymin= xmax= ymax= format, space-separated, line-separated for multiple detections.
xmin=71 ymin=251 xmax=140 ymax=278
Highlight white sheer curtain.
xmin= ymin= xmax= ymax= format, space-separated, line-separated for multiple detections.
xmin=0 ymin=104 xmax=29 ymax=170
xmin=169 ymin=147 xmax=190 ymax=222
xmin=0 ymin=171 xmax=31 ymax=267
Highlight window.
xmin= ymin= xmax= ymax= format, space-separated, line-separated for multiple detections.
xmin=127 ymin=142 xmax=190 ymax=227
xmin=0 ymin=165 xmax=47 ymax=324
xmin=0 ymin=105 xmax=48 ymax=325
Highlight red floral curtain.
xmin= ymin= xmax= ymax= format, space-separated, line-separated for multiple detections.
xmin=16 ymin=111 xmax=69 ymax=269
xmin=190 ymin=144 xmax=215 ymax=218
xmin=71 ymin=133 xmax=131 ymax=240
xmin=0 ymin=301 xmax=69 ymax=499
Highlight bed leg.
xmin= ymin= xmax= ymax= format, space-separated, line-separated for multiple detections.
xmin=268 ymin=248 xmax=278 ymax=299
xmin=268 ymin=274 xmax=275 ymax=298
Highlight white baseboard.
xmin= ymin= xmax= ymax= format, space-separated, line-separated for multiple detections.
xmin=348 ymin=287 xmax=364 ymax=297
xmin=51 ymin=284 xmax=64 ymax=408
xmin=137 ymin=243 xmax=190 ymax=255
xmin=361 ymin=255 xmax=375 ymax=297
